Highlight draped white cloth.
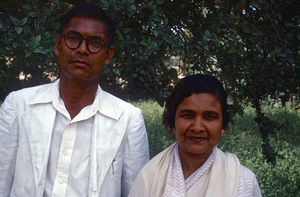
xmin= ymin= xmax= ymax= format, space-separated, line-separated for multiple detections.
xmin=129 ymin=142 xmax=261 ymax=197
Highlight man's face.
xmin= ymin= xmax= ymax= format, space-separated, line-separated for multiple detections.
xmin=55 ymin=16 xmax=114 ymax=81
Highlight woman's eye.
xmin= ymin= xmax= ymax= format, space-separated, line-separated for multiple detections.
xmin=181 ymin=113 xmax=193 ymax=118
xmin=204 ymin=113 xmax=218 ymax=120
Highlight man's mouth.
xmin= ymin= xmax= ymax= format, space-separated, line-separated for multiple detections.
xmin=70 ymin=59 xmax=90 ymax=67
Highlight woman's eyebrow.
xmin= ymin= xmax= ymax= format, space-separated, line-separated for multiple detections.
xmin=178 ymin=109 xmax=194 ymax=114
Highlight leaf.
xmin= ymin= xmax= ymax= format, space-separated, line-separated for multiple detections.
xmin=156 ymin=0 xmax=165 ymax=5
xmin=286 ymin=57 xmax=295 ymax=64
xmin=12 ymin=42 xmax=18 ymax=48
xmin=130 ymin=4 xmax=136 ymax=11
xmin=139 ymin=69 xmax=146 ymax=75
xmin=140 ymin=40 xmax=148 ymax=46
xmin=32 ymin=35 xmax=41 ymax=49
xmin=252 ymin=29 xmax=263 ymax=37
xmin=117 ymin=30 xmax=124 ymax=41
xmin=18 ymin=17 xmax=28 ymax=26
xmin=9 ymin=16 xmax=19 ymax=26
xmin=228 ymin=47 xmax=236 ymax=54
xmin=242 ymin=27 xmax=251 ymax=33
xmin=15 ymin=27 xmax=23 ymax=34
xmin=25 ymin=51 xmax=32 ymax=58
xmin=204 ymin=30 xmax=210 ymax=37
xmin=122 ymin=28 xmax=130 ymax=33
xmin=33 ymin=48 xmax=47 ymax=54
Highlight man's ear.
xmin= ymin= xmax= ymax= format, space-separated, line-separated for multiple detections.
xmin=54 ymin=34 xmax=61 ymax=56
xmin=104 ymin=46 xmax=115 ymax=65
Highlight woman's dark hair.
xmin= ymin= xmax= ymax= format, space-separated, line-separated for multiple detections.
xmin=162 ymin=74 xmax=230 ymax=131
xmin=58 ymin=3 xmax=115 ymax=46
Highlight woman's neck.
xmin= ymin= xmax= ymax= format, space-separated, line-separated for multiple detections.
xmin=178 ymin=147 xmax=212 ymax=179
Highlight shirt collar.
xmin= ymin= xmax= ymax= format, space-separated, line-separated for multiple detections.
xmin=29 ymin=79 xmax=122 ymax=120
xmin=29 ymin=79 xmax=60 ymax=105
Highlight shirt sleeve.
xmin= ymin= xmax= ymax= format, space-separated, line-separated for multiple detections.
xmin=121 ymin=107 xmax=149 ymax=197
xmin=0 ymin=92 xmax=19 ymax=196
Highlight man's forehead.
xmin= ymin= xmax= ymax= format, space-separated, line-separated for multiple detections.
xmin=63 ymin=16 xmax=107 ymax=35
xmin=66 ymin=15 xmax=105 ymax=26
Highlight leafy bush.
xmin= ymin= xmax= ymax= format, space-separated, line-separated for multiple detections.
xmin=132 ymin=100 xmax=174 ymax=158
xmin=135 ymin=100 xmax=300 ymax=196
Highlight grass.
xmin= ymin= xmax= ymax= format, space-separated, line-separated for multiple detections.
xmin=132 ymin=100 xmax=300 ymax=197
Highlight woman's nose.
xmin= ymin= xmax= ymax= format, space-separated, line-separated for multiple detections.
xmin=192 ymin=117 xmax=205 ymax=132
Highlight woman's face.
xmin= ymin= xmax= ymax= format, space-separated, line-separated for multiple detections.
xmin=174 ymin=93 xmax=223 ymax=160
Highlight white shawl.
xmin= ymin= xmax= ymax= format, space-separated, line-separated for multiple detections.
xmin=129 ymin=142 xmax=240 ymax=197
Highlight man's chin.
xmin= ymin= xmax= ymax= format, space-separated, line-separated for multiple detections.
xmin=60 ymin=70 xmax=99 ymax=82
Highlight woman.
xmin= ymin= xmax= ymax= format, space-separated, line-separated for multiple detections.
xmin=129 ymin=74 xmax=261 ymax=197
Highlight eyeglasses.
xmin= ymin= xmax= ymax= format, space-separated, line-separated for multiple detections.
xmin=63 ymin=31 xmax=106 ymax=54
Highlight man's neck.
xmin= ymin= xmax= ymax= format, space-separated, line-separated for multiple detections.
xmin=59 ymin=76 xmax=99 ymax=119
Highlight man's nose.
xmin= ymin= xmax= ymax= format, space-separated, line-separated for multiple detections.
xmin=77 ymin=39 xmax=89 ymax=54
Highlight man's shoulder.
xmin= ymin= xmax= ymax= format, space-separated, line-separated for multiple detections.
xmin=4 ymin=82 xmax=55 ymax=105
xmin=12 ymin=82 xmax=53 ymax=96
xmin=100 ymin=90 xmax=140 ymax=112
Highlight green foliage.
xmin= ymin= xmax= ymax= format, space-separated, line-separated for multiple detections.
xmin=98 ymin=0 xmax=180 ymax=102
xmin=0 ymin=0 xmax=61 ymax=100
xmin=220 ymin=102 xmax=300 ymax=196
xmin=136 ymin=99 xmax=300 ymax=196
xmin=132 ymin=99 xmax=174 ymax=157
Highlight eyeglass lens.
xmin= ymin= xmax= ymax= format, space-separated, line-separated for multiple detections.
xmin=63 ymin=31 xmax=105 ymax=54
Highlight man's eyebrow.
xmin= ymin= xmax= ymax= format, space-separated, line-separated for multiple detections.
xmin=66 ymin=30 xmax=81 ymax=35
xmin=67 ymin=30 xmax=103 ymax=38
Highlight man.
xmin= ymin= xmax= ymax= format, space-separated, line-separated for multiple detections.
xmin=0 ymin=3 xmax=149 ymax=197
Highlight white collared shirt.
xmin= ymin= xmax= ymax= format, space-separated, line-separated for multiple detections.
xmin=44 ymin=87 xmax=100 ymax=197
xmin=0 ymin=79 xmax=149 ymax=197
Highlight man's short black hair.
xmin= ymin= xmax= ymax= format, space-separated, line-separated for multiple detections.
xmin=58 ymin=3 xmax=115 ymax=46
xmin=162 ymin=74 xmax=230 ymax=131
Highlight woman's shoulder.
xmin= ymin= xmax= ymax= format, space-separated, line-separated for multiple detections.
xmin=215 ymin=148 xmax=261 ymax=196
xmin=237 ymin=165 xmax=262 ymax=197
xmin=240 ymin=165 xmax=256 ymax=177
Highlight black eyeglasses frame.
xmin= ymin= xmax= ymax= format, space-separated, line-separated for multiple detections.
xmin=62 ymin=33 xmax=107 ymax=54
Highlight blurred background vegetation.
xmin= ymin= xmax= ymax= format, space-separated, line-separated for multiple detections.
xmin=0 ymin=0 xmax=299 ymax=195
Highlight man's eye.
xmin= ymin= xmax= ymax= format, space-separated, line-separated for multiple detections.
xmin=89 ymin=38 xmax=103 ymax=47
xmin=68 ymin=35 xmax=81 ymax=42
